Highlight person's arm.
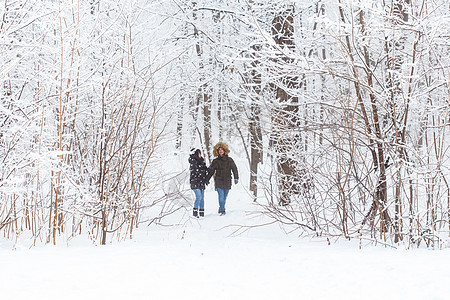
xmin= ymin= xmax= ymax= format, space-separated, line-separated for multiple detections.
xmin=230 ymin=158 xmax=239 ymax=183
xmin=205 ymin=160 xmax=216 ymax=183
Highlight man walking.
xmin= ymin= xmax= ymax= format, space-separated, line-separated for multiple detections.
xmin=206 ymin=142 xmax=239 ymax=215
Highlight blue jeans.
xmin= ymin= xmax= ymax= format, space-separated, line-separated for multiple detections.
xmin=217 ymin=188 xmax=229 ymax=212
xmin=193 ymin=189 xmax=205 ymax=209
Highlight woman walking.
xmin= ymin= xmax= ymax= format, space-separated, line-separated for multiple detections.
xmin=206 ymin=142 xmax=239 ymax=215
xmin=189 ymin=148 xmax=208 ymax=217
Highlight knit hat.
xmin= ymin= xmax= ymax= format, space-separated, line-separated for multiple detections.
xmin=190 ymin=148 xmax=201 ymax=156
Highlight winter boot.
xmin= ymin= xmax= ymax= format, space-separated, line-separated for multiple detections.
xmin=199 ymin=209 xmax=205 ymax=217
xmin=193 ymin=208 xmax=199 ymax=218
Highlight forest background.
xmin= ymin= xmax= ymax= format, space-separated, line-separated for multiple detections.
xmin=1 ymin=0 xmax=449 ymax=249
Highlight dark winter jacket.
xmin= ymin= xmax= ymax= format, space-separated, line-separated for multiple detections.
xmin=206 ymin=143 xmax=238 ymax=190
xmin=189 ymin=149 xmax=208 ymax=190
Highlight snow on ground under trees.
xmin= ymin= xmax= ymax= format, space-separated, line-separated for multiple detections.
xmin=1 ymin=186 xmax=449 ymax=299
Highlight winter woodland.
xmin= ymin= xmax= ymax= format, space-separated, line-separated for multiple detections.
xmin=1 ymin=0 xmax=449 ymax=249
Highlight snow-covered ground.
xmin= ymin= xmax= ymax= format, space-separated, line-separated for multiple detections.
xmin=1 ymin=187 xmax=449 ymax=299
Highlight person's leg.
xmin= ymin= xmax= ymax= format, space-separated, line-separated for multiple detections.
xmin=222 ymin=189 xmax=229 ymax=214
xmin=217 ymin=188 xmax=225 ymax=213
xmin=193 ymin=189 xmax=201 ymax=217
xmin=199 ymin=189 xmax=205 ymax=217
xmin=193 ymin=189 xmax=201 ymax=208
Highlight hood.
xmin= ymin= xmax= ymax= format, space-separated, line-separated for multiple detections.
xmin=213 ymin=142 xmax=230 ymax=157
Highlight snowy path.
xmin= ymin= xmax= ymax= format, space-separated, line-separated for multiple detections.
xmin=1 ymin=189 xmax=449 ymax=299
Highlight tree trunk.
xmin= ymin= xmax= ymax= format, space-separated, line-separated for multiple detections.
xmin=192 ymin=1 xmax=211 ymax=162
xmin=271 ymin=5 xmax=299 ymax=205
xmin=203 ymin=85 xmax=212 ymax=163
xmin=386 ymin=0 xmax=410 ymax=242
xmin=247 ymin=45 xmax=263 ymax=199
xmin=338 ymin=2 xmax=391 ymax=233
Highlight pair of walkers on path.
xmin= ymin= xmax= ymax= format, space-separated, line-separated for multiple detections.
xmin=188 ymin=142 xmax=239 ymax=217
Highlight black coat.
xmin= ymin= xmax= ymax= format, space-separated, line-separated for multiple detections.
xmin=189 ymin=153 xmax=208 ymax=190
xmin=206 ymin=155 xmax=238 ymax=190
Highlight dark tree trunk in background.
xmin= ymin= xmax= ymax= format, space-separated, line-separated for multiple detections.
xmin=248 ymin=45 xmax=263 ymax=199
xmin=192 ymin=1 xmax=212 ymax=162
xmin=202 ymin=86 xmax=212 ymax=163
xmin=271 ymin=5 xmax=299 ymax=205
xmin=386 ymin=0 xmax=409 ymax=243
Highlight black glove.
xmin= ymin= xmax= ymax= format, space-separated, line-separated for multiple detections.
xmin=234 ymin=178 xmax=238 ymax=184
